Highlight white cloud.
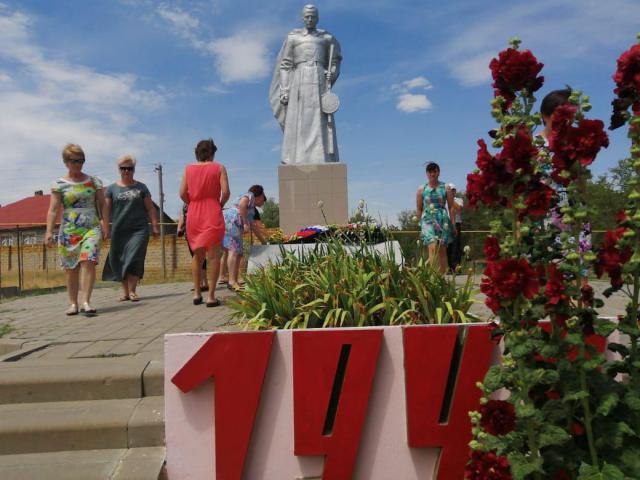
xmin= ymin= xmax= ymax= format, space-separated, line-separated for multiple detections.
xmin=0 ymin=7 xmax=163 ymax=203
xmin=391 ymin=76 xmax=433 ymax=113
xmin=155 ymin=5 xmax=276 ymax=85
xmin=396 ymin=93 xmax=432 ymax=113
xmin=439 ymin=0 xmax=640 ymax=86
xmin=401 ymin=76 xmax=433 ymax=91
xmin=448 ymin=51 xmax=494 ymax=87
xmin=208 ymin=32 xmax=272 ymax=83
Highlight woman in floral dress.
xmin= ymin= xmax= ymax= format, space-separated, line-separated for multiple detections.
xmin=415 ymin=162 xmax=455 ymax=273
xmin=223 ymin=185 xmax=267 ymax=291
xmin=45 ymin=144 xmax=105 ymax=315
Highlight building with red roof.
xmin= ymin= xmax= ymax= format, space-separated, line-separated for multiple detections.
xmin=0 ymin=191 xmax=175 ymax=246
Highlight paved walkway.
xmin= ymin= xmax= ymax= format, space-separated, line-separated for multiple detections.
xmin=0 ymin=278 xmax=631 ymax=363
xmin=0 ymin=283 xmax=240 ymax=362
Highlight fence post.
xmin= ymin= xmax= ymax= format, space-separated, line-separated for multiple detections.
xmin=16 ymin=225 xmax=23 ymax=292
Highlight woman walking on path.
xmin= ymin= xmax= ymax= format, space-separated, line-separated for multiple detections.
xmin=102 ymin=155 xmax=159 ymax=301
xmin=45 ymin=144 xmax=105 ymax=315
xmin=415 ymin=162 xmax=455 ymax=273
xmin=179 ymin=139 xmax=229 ymax=307
xmin=223 ymin=185 xmax=268 ymax=292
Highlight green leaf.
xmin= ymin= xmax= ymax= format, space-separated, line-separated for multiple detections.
xmin=507 ymin=453 xmax=544 ymax=480
xmin=608 ymin=342 xmax=630 ymax=357
xmin=596 ymin=392 xmax=619 ymax=417
xmin=625 ymin=391 xmax=640 ymax=411
xmin=563 ymin=390 xmax=590 ymax=403
xmin=593 ymin=318 xmax=618 ymax=337
xmin=578 ymin=463 xmax=625 ymax=480
xmin=482 ymin=366 xmax=505 ymax=392
xmin=538 ymin=424 xmax=571 ymax=448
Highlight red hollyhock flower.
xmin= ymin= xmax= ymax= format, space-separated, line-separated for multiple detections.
xmin=490 ymin=48 xmax=544 ymax=110
xmin=500 ymin=127 xmax=538 ymax=175
xmin=481 ymin=258 xmax=540 ymax=306
xmin=595 ymin=227 xmax=632 ymax=288
xmin=484 ymin=236 xmax=501 ymax=261
xmin=549 ymin=108 xmax=609 ymax=183
xmin=581 ymin=285 xmax=594 ymax=306
xmin=521 ymin=181 xmax=554 ymax=219
xmin=544 ymin=263 xmax=567 ymax=306
xmin=465 ymin=450 xmax=512 ymax=480
xmin=613 ymin=44 xmax=640 ymax=96
xmin=554 ymin=469 xmax=572 ymax=480
xmin=480 ymin=400 xmax=516 ymax=436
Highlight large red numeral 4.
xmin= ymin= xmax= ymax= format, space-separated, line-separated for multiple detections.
xmin=171 ymin=331 xmax=274 ymax=480
xmin=404 ymin=324 xmax=494 ymax=479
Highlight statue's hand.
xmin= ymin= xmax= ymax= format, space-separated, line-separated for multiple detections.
xmin=280 ymin=93 xmax=289 ymax=105
xmin=325 ymin=70 xmax=333 ymax=83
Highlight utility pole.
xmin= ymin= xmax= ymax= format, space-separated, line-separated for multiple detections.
xmin=155 ymin=163 xmax=166 ymax=279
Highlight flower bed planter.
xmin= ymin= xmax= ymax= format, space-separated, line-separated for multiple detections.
xmin=165 ymin=323 xmax=497 ymax=479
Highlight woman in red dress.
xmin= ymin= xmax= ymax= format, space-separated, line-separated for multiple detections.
xmin=179 ymin=139 xmax=230 ymax=306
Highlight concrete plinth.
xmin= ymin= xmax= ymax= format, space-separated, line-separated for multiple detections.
xmin=278 ymin=163 xmax=348 ymax=234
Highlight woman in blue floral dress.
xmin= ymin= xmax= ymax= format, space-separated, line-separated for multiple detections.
xmin=222 ymin=185 xmax=267 ymax=291
xmin=45 ymin=144 xmax=105 ymax=315
xmin=415 ymin=162 xmax=455 ymax=273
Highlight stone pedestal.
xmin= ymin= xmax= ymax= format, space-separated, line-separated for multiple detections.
xmin=278 ymin=163 xmax=348 ymax=234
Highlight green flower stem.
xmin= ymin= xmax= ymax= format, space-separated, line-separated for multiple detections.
xmin=579 ymin=342 xmax=599 ymax=467
xmin=630 ymin=267 xmax=640 ymax=388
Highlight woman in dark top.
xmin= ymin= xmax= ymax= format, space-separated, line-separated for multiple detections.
xmin=102 ymin=155 xmax=159 ymax=301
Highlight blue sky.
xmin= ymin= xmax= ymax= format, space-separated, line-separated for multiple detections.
xmin=1 ymin=0 xmax=639 ymax=224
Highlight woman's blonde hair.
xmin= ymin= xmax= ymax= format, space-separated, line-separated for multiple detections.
xmin=117 ymin=155 xmax=137 ymax=167
xmin=62 ymin=144 xmax=85 ymax=163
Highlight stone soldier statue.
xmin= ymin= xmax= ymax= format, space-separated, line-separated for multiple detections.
xmin=269 ymin=4 xmax=342 ymax=164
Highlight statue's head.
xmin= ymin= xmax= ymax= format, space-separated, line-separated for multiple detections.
xmin=302 ymin=4 xmax=319 ymax=29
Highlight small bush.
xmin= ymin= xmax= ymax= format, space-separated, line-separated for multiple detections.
xmin=229 ymin=240 xmax=479 ymax=329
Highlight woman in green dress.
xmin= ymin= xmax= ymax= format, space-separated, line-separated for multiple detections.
xmin=45 ymin=144 xmax=106 ymax=315
xmin=102 ymin=155 xmax=159 ymax=301
xmin=415 ymin=162 xmax=455 ymax=273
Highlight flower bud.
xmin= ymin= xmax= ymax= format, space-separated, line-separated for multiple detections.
xmin=583 ymin=251 xmax=596 ymax=262
xmin=317 ymin=200 xmax=324 ymax=208
xmin=574 ymin=210 xmax=588 ymax=219
xmin=566 ymin=252 xmax=580 ymax=261
xmin=411 ymin=215 xmax=418 ymax=223
xmin=464 ymin=245 xmax=471 ymax=254
xmin=358 ymin=199 xmax=366 ymax=209
xmin=492 ymin=138 xmax=503 ymax=148
xmin=582 ymin=103 xmax=592 ymax=112
xmin=623 ymin=229 xmax=636 ymax=238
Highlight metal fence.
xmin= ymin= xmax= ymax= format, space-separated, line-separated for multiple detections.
xmin=0 ymin=224 xmax=609 ymax=297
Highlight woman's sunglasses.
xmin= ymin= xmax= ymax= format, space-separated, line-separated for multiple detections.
xmin=119 ymin=166 xmax=134 ymax=172
xmin=69 ymin=158 xmax=85 ymax=165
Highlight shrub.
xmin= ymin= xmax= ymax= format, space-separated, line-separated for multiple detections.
xmin=229 ymin=240 xmax=478 ymax=329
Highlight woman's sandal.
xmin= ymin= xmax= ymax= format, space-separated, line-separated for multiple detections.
xmin=206 ymin=298 xmax=221 ymax=308
xmin=65 ymin=304 xmax=79 ymax=316
xmin=80 ymin=302 xmax=97 ymax=315
xmin=129 ymin=292 xmax=140 ymax=302
xmin=227 ymin=283 xmax=244 ymax=293
xmin=218 ymin=279 xmax=229 ymax=285
xmin=193 ymin=296 xmax=203 ymax=305
xmin=118 ymin=295 xmax=130 ymax=302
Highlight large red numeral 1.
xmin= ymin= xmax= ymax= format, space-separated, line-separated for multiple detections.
xmin=404 ymin=324 xmax=494 ymax=479
xmin=171 ymin=331 xmax=274 ymax=480
xmin=293 ymin=329 xmax=383 ymax=479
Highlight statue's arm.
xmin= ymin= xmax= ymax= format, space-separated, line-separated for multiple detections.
xmin=279 ymin=35 xmax=295 ymax=103
xmin=329 ymin=36 xmax=342 ymax=85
